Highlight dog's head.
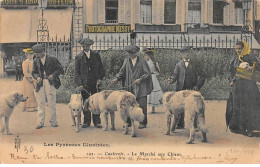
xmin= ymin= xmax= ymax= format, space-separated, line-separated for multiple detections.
xmin=8 ymin=91 xmax=28 ymax=107
xmin=68 ymin=94 xmax=83 ymax=117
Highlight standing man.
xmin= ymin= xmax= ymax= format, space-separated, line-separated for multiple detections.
xmin=15 ymin=58 xmax=23 ymax=81
xmin=32 ymin=44 xmax=64 ymax=129
xmin=168 ymin=46 xmax=205 ymax=129
xmin=111 ymin=45 xmax=153 ymax=129
xmin=74 ymin=38 xmax=105 ymax=128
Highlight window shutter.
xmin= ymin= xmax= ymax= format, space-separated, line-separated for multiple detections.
xmin=229 ymin=1 xmax=235 ymax=25
xmin=118 ymin=0 xmax=125 ymax=23
xmin=223 ymin=4 xmax=229 ymax=25
xmin=125 ymin=0 xmax=131 ymax=24
xmin=159 ymin=0 xmax=164 ymax=24
xmin=185 ymin=0 xmax=189 ymax=23
xmin=152 ymin=0 xmax=157 ymax=24
xmin=207 ymin=0 xmax=213 ymax=24
xmin=201 ymin=0 xmax=205 ymax=26
xmin=176 ymin=0 xmax=182 ymax=24
xmin=98 ymin=0 xmax=105 ymax=23
xmin=135 ymin=0 xmax=140 ymax=23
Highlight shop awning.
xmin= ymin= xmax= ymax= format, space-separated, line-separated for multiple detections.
xmin=0 ymin=8 xmax=73 ymax=43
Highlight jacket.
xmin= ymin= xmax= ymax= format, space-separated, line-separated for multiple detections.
xmin=74 ymin=50 xmax=105 ymax=87
xmin=170 ymin=60 xmax=205 ymax=91
xmin=116 ymin=56 xmax=153 ymax=98
xmin=32 ymin=54 xmax=64 ymax=90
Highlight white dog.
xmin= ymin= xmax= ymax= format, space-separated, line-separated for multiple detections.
xmin=84 ymin=90 xmax=144 ymax=137
xmin=0 ymin=91 xmax=27 ymax=135
xmin=163 ymin=90 xmax=208 ymax=144
xmin=68 ymin=94 xmax=82 ymax=132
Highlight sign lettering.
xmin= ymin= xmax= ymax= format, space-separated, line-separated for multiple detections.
xmin=86 ymin=25 xmax=131 ymax=33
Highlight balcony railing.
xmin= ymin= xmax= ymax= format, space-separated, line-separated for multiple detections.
xmin=105 ymin=20 xmax=118 ymax=24
xmin=1 ymin=0 xmax=75 ymax=8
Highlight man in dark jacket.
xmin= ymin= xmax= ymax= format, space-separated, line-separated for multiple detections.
xmin=74 ymin=38 xmax=105 ymax=128
xmin=168 ymin=46 xmax=205 ymax=129
xmin=32 ymin=44 xmax=64 ymax=129
xmin=111 ymin=45 xmax=153 ymax=129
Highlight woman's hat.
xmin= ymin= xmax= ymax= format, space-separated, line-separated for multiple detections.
xmin=23 ymin=48 xmax=34 ymax=54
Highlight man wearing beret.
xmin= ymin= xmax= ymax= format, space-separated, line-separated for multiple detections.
xmin=74 ymin=38 xmax=105 ymax=129
xmin=32 ymin=44 xmax=64 ymax=129
xmin=168 ymin=46 xmax=205 ymax=129
xmin=111 ymin=45 xmax=153 ymax=129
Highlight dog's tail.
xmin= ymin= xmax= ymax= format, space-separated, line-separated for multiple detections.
xmin=197 ymin=113 xmax=208 ymax=134
xmin=129 ymin=105 xmax=144 ymax=122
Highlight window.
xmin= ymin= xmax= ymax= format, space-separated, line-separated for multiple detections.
xmin=187 ymin=1 xmax=201 ymax=24
xmin=105 ymin=0 xmax=118 ymax=23
xmin=164 ymin=0 xmax=176 ymax=24
xmin=140 ymin=0 xmax=152 ymax=24
xmin=213 ymin=1 xmax=224 ymax=24
xmin=235 ymin=2 xmax=244 ymax=25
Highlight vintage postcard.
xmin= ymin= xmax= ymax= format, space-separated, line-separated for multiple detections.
xmin=0 ymin=0 xmax=260 ymax=164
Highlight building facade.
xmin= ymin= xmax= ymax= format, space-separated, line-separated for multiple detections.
xmin=82 ymin=0 xmax=260 ymax=51
xmin=0 ymin=0 xmax=76 ymax=77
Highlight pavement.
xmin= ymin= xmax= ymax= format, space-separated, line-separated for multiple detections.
xmin=0 ymin=77 xmax=259 ymax=164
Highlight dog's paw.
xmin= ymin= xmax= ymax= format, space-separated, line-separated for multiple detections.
xmin=186 ymin=139 xmax=194 ymax=144
xmin=111 ymin=126 xmax=115 ymax=131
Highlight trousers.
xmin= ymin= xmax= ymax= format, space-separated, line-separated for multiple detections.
xmin=36 ymin=79 xmax=57 ymax=125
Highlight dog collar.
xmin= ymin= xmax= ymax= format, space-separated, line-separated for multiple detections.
xmin=6 ymin=99 xmax=15 ymax=109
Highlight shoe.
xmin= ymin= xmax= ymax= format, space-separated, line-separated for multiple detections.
xmin=138 ymin=124 xmax=146 ymax=129
xmin=36 ymin=124 xmax=43 ymax=129
xmin=94 ymin=124 xmax=102 ymax=128
xmin=82 ymin=124 xmax=90 ymax=128
xmin=51 ymin=124 xmax=58 ymax=127
xmin=230 ymin=129 xmax=242 ymax=134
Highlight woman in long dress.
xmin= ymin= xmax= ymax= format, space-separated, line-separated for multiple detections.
xmin=22 ymin=48 xmax=37 ymax=112
xmin=143 ymin=49 xmax=163 ymax=113
xmin=226 ymin=41 xmax=260 ymax=137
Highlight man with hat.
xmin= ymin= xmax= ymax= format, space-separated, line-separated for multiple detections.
xmin=168 ymin=46 xmax=205 ymax=129
xmin=32 ymin=43 xmax=64 ymax=129
xmin=111 ymin=45 xmax=153 ymax=129
xmin=74 ymin=38 xmax=105 ymax=129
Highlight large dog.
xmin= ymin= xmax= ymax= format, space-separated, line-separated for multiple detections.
xmin=84 ymin=90 xmax=144 ymax=137
xmin=0 ymin=91 xmax=27 ymax=135
xmin=163 ymin=90 xmax=208 ymax=144
xmin=68 ymin=94 xmax=82 ymax=132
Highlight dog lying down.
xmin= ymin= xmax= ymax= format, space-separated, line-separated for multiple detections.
xmin=162 ymin=90 xmax=208 ymax=144
xmin=68 ymin=94 xmax=82 ymax=132
xmin=0 ymin=91 xmax=27 ymax=135
xmin=84 ymin=90 xmax=144 ymax=137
